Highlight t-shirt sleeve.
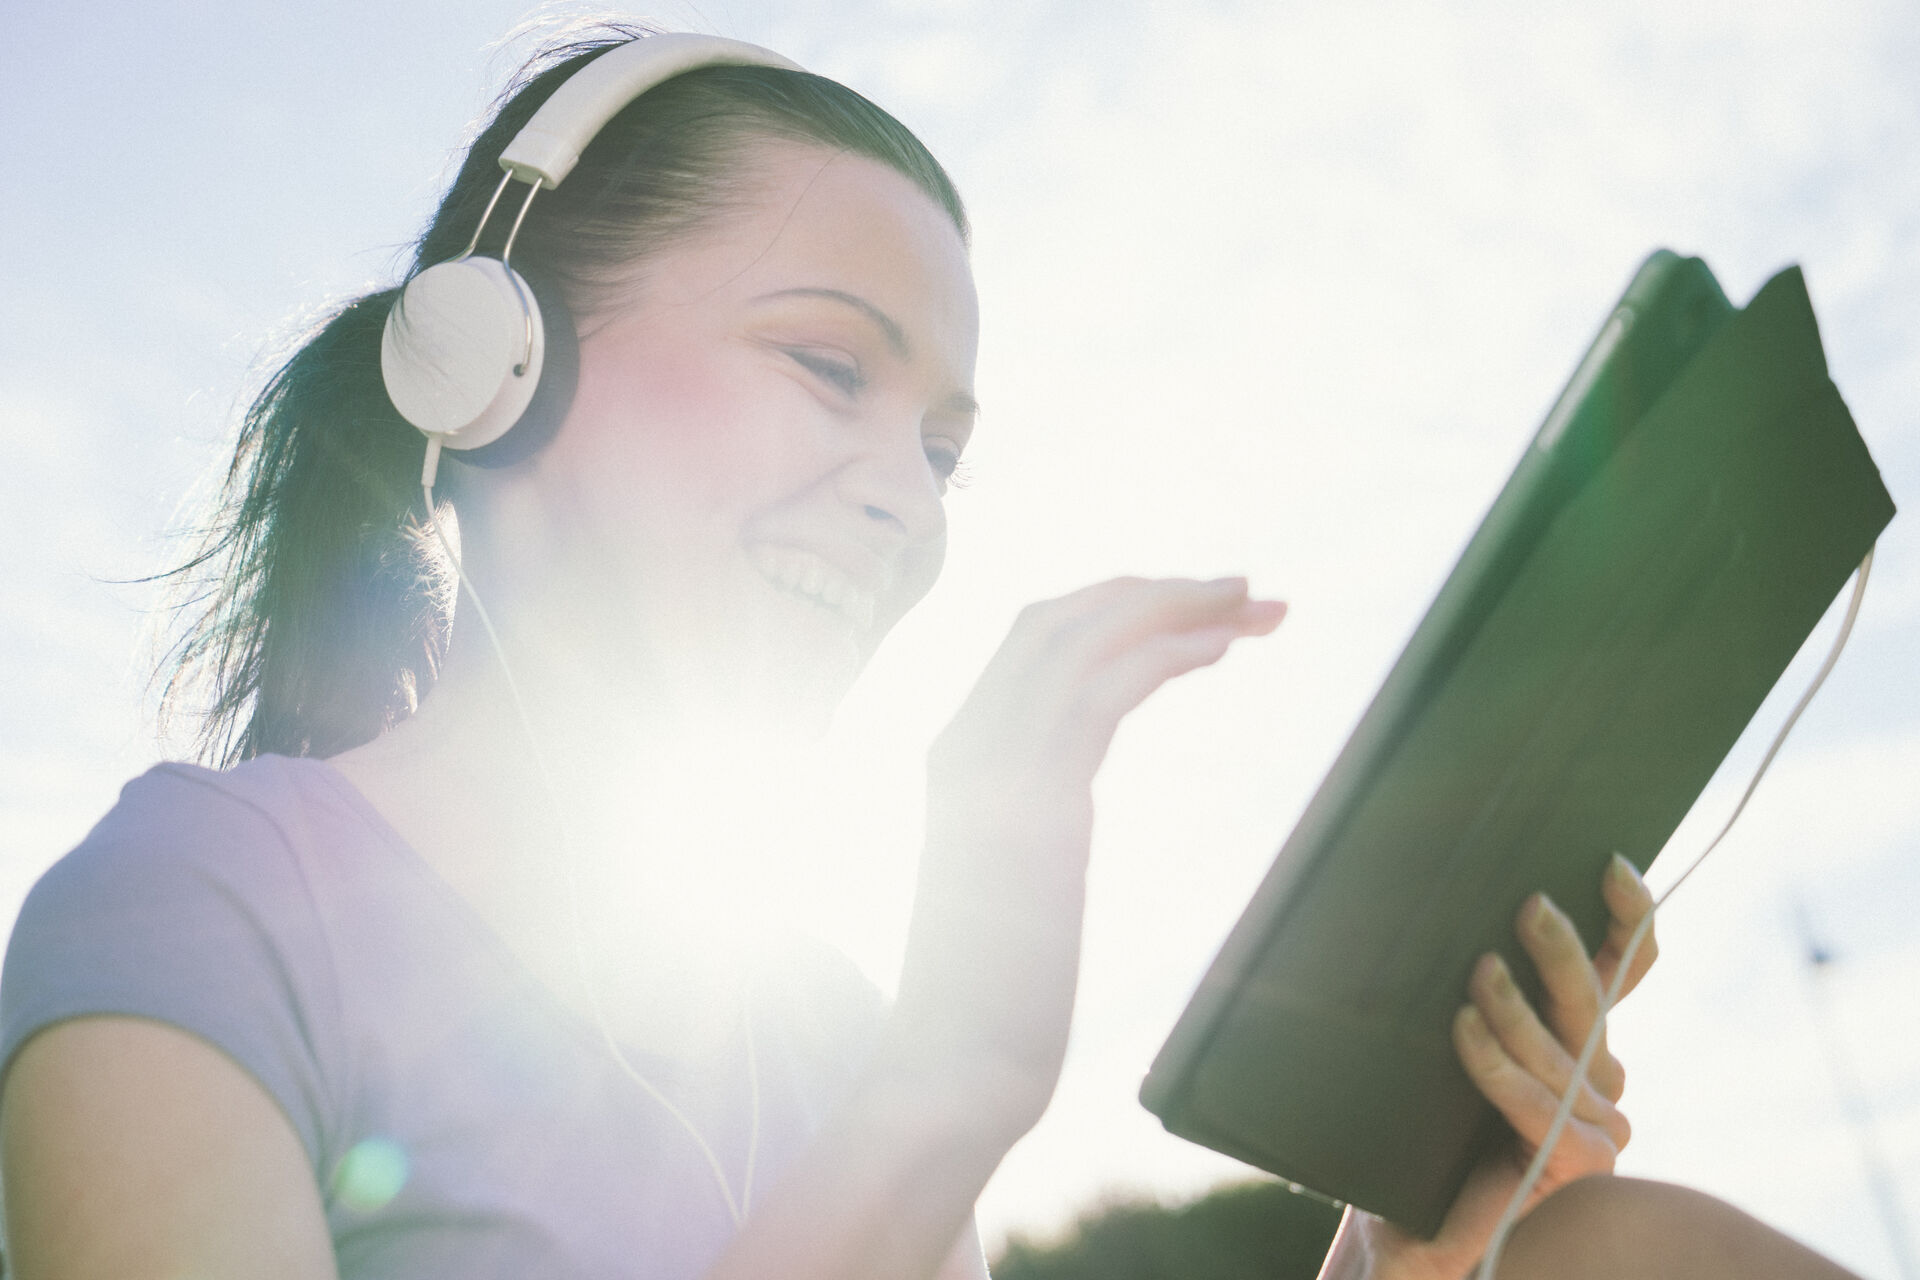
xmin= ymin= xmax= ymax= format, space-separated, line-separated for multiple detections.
xmin=0 ymin=765 xmax=343 ymax=1170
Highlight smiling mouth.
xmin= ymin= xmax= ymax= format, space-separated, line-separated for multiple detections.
xmin=747 ymin=545 xmax=878 ymax=631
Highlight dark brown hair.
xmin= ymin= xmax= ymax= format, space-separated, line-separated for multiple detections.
xmin=157 ymin=24 xmax=967 ymax=765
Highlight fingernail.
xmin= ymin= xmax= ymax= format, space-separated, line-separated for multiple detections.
xmin=1526 ymin=894 xmax=1556 ymax=940
xmin=1457 ymin=1004 xmax=1490 ymax=1041
xmin=1480 ymin=951 xmax=1511 ymax=991
xmin=1608 ymin=853 xmax=1644 ymax=891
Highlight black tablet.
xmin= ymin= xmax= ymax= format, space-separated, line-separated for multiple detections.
xmin=1139 ymin=252 xmax=1896 ymax=1237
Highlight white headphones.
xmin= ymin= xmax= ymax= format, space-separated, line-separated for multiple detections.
xmin=380 ymin=34 xmax=803 ymax=456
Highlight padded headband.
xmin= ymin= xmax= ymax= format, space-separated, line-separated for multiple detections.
xmin=500 ymin=34 xmax=804 ymax=189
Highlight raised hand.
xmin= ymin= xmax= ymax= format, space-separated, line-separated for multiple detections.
xmin=890 ymin=576 xmax=1286 ymax=1136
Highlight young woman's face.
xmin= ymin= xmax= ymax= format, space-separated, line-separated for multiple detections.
xmin=520 ymin=139 xmax=979 ymax=721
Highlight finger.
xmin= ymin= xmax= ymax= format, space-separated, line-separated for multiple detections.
xmin=1595 ymin=854 xmax=1659 ymax=1000
xmin=997 ymin=585 xmax=1282 ymax=735
xmin=1470 ymin=950 xmax=1626 ymax=1106
xmin=1065 ymin=579 xmax=1283 ymax=668
xmin=1004 ymin=576 xmax=1239 ymax=644
xmin=1082 ymin=621 xmax=1260 ymax=726
xmin=1454 ymin=1004 xmax=1631 ymax=1157
xmin=1011 ymin=577 xmax=1283 ymax=671
xmin=1517 ymin=896 xmax=1598 ymax=1041
xmin=935 ymin=583 xmax=1284 ymax=787
xmin=1027 ymin=620 xmax=1276 ymax=774
xmin=1516 ymin=895 xmax=1627 ymax=1102
xmin=1074 ymin=598 xmax=1285 ymax=759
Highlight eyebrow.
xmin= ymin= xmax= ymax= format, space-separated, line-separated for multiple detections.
xmin=759 ymin=287 xmax=912 ymax=360
xmin=945 ymin=389 xmax=982 ymax=421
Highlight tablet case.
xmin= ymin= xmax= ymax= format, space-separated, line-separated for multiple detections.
xmin=1139 ymin=253 xmax=1896 ymax=1238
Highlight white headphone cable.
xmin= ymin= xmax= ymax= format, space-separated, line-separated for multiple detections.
xmin=419 ymin=438 xmax=762 ymax=1225
xmin=1474 ymin=543 xmax=1875 ymax=1279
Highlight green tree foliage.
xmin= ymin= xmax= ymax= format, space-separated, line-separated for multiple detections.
xmin=991 ymin=1180 xmax=1343 ymax=1280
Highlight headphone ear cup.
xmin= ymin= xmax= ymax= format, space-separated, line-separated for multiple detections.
xmin=381 ymin=257 xmax=546 ymax=450
xmin=455 ymin=268 xmax=578 ymax=469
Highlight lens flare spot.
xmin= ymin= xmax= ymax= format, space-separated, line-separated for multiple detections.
xmin=332 ymin=1137 xmax=409 ymax=1212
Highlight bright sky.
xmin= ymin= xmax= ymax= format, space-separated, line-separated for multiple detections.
xmin=6 ymin=1 xmax=1918 ymax=1274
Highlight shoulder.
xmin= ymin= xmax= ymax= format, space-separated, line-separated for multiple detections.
xmin=0 ymin=755 xmax=377 ymax=1165
xmin=66 ymin=754 xmax=351 ymax=860
xmin=19 ymin=755 xmax=380 ymax=920
xmin=3 ymin=753 xmax=394 ymax=1010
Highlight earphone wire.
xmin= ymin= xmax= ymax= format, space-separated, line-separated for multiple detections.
xmin=1474 ymin=543 xmax=1876 ymax=1279
xmin=418 ymin=438 xmax=758 ymax=1227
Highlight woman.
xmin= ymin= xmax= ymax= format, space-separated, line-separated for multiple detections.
xmin=0 ymin=25 xmax=1861 ymax=1280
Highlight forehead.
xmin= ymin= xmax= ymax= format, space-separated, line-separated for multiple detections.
xmin=633 ymin=140 xmax=978 ymax=366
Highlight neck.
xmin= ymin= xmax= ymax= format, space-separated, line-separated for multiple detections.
xmin=327 ymin=600 xmax=818 ymax=1056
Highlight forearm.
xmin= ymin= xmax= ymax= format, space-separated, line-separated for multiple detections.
xmin=700 ymin=1026 xmax=1035 ymax=1280
xmin=890 ymin=774 xmax=1092 ymax=1105
xmin=702 ymin=795 xmax=1085 ymax=1280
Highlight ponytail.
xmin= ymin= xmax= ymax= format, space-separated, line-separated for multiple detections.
xmin=159 ymin=288 xmax=453 ymax=764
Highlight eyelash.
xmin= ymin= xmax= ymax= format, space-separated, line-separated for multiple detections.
xmin=925 ymin=442 xmax=971 ymax=491
xmin=785 ymin=347 xmax=970 ymax=492
xmin=788 ymin=349 xmax=866 ymax=396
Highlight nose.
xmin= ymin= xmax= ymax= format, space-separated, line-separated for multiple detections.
xmin=837 ymin=423 xmax=947 ymax=550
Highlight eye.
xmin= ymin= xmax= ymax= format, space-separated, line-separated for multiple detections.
xmin=924 ymin=438 xmax=969 ymax=491
xmin=787 ymin=349 xmax=866 ymax=396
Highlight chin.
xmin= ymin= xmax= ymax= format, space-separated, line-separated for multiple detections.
xmin=657 ymin=640 xmax=864 ymax=742
xmin=763 ymin=652 xmax=866 ymax=737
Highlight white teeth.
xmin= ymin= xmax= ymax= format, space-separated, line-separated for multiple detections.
xmin=747 ymin=545 xmax=877 ymax=630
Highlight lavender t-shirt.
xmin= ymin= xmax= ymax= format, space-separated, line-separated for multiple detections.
xmin=0 ymin=756 xmax=885 ymax=1279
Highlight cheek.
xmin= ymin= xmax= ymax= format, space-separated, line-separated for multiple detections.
xmin=565 ymin=333 xmax=794 ymax=516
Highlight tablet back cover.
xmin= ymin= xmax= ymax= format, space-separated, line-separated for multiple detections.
xmin=1140 ymin=264 xmax=1895 ymax=1237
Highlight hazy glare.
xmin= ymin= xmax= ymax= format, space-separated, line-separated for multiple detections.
xmin=5 ymin=1 xmax=1917 ymax=1273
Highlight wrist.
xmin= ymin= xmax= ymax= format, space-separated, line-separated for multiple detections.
xmin=857 ymin=1026 xmax=1053 ymax=1156
xmin=1317 ymin=1210 xmax=1457 ymax=1280
xmin=1316 ymin=1210 xmax=1375 ymax=1280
